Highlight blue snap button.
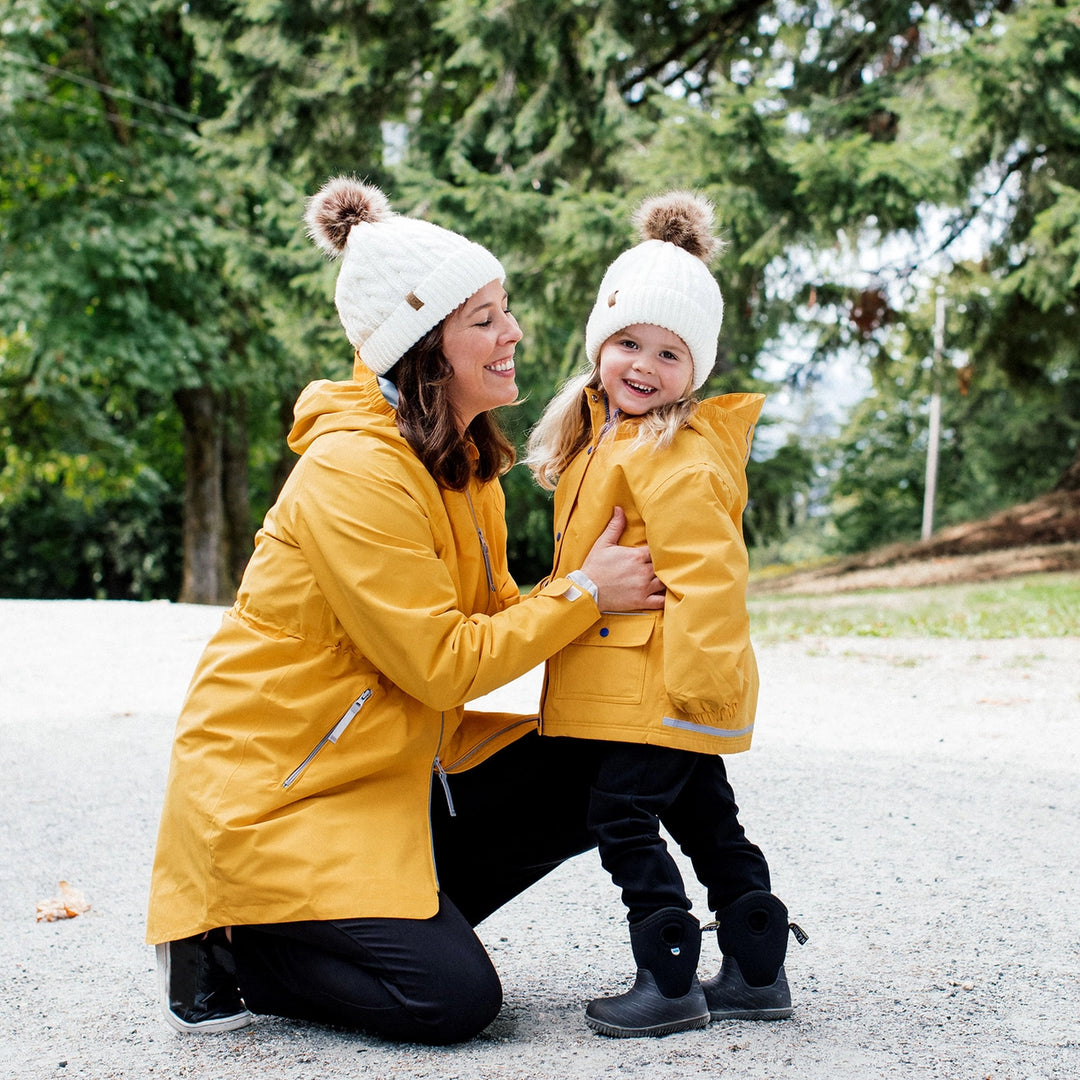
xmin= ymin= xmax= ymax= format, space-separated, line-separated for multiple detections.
xmin=599 ymin=627 xmax=610 ymax=637
xmin=556 ymin=531 xmax=561 ymax=541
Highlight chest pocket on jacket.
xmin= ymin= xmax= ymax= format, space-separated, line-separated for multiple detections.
xmin=551 ymin=613 xmax=658 ymax=705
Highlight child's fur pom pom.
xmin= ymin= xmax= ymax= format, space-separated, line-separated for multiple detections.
xmin=304 ymin=176 xmax=392 ymax=257
xmin=633 ymin=191 xmax=722 ymax=264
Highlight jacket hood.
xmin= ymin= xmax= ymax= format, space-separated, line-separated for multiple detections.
xmin=288 ymin=356 xmax=400 ymax=456
xmin=688 ymin=392 xmax=766 ymax=468
xmin=583 ymin=388 xmax=766 ymax=471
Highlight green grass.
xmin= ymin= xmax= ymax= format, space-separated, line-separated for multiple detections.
xmin=747 ymin=572 xmax=1080 ymax=642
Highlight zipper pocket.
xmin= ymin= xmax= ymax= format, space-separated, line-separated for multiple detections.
xmin=439 ymin=716 xmax=537 ymax=773
xmin=282 ymin=688 xmax=372 ymax=789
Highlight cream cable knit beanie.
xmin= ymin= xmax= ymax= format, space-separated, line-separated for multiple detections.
xmin=304 ymin=176 xmax=505 ymax=375
xmin=585 ymin=192 xmax=724 ymax=391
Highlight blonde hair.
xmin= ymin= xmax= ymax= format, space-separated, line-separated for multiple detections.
xmin=525 ymin=362 xmax=697 ymax=491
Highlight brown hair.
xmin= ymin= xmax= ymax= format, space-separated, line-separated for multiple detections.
xmin=388 ymin=323 xmax=516 ymax=490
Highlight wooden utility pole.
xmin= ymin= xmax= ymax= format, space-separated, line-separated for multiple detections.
xmin=921 ymin=292 xmax=946 ymax=541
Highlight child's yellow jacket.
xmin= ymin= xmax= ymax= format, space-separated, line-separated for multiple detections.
xmin=540 ymin=388 xmax=766 ymax=755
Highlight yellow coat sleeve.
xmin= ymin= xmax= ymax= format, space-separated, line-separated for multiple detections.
xmin=286 ymin=436 xmax=596 ymax=711
xmin=642 ymin=463 xmax=751 ymax=718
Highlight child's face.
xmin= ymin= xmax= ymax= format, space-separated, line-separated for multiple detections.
xmin=598 ymin=323 xmax=693 ymax=416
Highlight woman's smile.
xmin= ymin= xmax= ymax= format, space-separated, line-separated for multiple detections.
xmin=443 ymin=280 xmax=522 ymax=430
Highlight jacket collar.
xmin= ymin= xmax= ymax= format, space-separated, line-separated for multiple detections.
xmin=352 ymin=351 xmax=398 ymax=420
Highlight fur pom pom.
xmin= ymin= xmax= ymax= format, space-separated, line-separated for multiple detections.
xmin=633 ymin=191 xmax=722 ymax=263
xmin=304 ymin=176 xmax=393 ymax=257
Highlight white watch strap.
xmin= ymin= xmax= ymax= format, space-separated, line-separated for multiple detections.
xmin=564 ymin=569 xmax=599 ymax=605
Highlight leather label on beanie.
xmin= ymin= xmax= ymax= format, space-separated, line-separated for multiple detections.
xmin=607 ymin=290 xmax=618 ymax=307
xmin=405 ymin=291 xmax=425 ymax=311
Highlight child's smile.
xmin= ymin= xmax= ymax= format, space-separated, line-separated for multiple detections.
xmin=598 ymin=323 xmax=693 ymax=416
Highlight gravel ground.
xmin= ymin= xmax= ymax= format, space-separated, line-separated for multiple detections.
xmin=1 ymin=599 xmax=1077 ymax=1080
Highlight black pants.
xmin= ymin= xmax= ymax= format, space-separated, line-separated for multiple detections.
xmin=586 ymin=740 xmax=771 ymax=924
xmin=230 ymin=732 xmax=599 ymax=1044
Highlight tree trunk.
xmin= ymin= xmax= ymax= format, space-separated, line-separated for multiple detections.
xmin=1054 ymin=444 xmax=1080 ymax=492
xmin=269 ymin=388 xmax=302 ymax=503
xmin=175 ymin=386 xmax=224 ymax=605
xmin=221 ymin=389 xmax=253 ymax=590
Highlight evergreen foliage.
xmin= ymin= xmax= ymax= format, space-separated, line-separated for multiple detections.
xmin=2 ymin=0 xmax=1078 ymax=596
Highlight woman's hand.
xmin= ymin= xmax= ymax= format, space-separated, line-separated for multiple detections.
xmin=580 ymin=507 xmax=666 ymax=611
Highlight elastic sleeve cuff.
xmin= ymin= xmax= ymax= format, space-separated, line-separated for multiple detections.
xmin=682 ymin=702 xmax=741 ymax=726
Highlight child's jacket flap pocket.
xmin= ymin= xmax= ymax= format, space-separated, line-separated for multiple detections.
xmin=570 ymin=613 xmax=658 ymax=647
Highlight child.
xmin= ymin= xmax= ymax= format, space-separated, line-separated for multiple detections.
xmin=526 ymin=192 xmax=804 ymax=1038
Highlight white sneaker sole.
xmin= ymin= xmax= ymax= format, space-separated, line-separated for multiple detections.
xmin=155 ymin=942 xmax=254 ymax=1034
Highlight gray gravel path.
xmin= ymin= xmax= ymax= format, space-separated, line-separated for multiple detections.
xmin=1 ymin=599 xmax=1077 ymax=1079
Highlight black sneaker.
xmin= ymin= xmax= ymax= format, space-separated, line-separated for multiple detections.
xmin=156 ymin=929 xmax=253 ymax=1033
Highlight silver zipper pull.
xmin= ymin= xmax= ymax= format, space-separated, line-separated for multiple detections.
xmin=283 ymin=688 xmax=373 ymax=789
xmin=465 ymin=488 xmax=496 ymax=593
xmin=433 ymin=757 xmax=457 ymax=817
xmin=477 ymin=529 xmax=495 ymax=592
xmin=329 ymin=689 xmax=372 ymax=742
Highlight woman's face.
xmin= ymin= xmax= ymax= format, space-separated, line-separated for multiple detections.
xmin=442 ymin=279 xmax=522 ymax=431
xmin=598 ymin=323 xmax=693 ymax=416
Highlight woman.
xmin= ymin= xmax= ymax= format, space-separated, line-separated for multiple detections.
xmin=147 ymin=176 xmax=664 ymax=1045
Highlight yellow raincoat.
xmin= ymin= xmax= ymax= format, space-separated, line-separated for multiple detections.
xmin=540 ymin=388 xmax=765 ymax=756
xmin=147 ymin=362 xmax=600 ymax=943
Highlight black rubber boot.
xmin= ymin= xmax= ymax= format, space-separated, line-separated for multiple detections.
xmin=701 ymin=891 xmax=798 ymax=1021
xmin=156 ymin=928 xmax=253 ymax=1033
xmin=585 ymin=908 xmax=710 ymax=1038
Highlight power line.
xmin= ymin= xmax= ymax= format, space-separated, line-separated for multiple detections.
xmin=1 ymin=48 xmax=202 ymax=124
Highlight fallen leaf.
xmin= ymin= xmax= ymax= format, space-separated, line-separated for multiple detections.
xmin=36 ymin=881 xmax=91 ymax=922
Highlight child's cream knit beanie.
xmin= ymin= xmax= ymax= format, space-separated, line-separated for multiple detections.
xmin=585 ymin=192 xmax=724 ymax=391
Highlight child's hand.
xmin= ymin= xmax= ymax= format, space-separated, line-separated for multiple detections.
xmin=580 ymin=507 xmax=666 ymax=611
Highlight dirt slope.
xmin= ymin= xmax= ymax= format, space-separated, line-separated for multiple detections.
xmin=752 ymin=489 xmax=1080 ymax=594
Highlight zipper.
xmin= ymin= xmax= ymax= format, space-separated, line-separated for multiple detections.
xmin=431 ymin=714 xmax=538 ymax=812
xmin=537 ymin=665 xmax=550 ymax=736
xmin=282 ymin=688 xmax=372 ymax=789
xmin=439 ymin=716 xmax=537 ymax=773
xmin=432 ymin=711 xmax=456 ymax=817
xmin=464 ymin=487 xmax=496 ymax=593
xmin=433 ymin=755 xmax=456 ymax=817
xmin=552 ymin=404 xmax=609 ymax=572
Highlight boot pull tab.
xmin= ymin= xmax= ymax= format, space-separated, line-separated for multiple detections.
xmin=701 ymin=918 xmax=808 ymax=945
